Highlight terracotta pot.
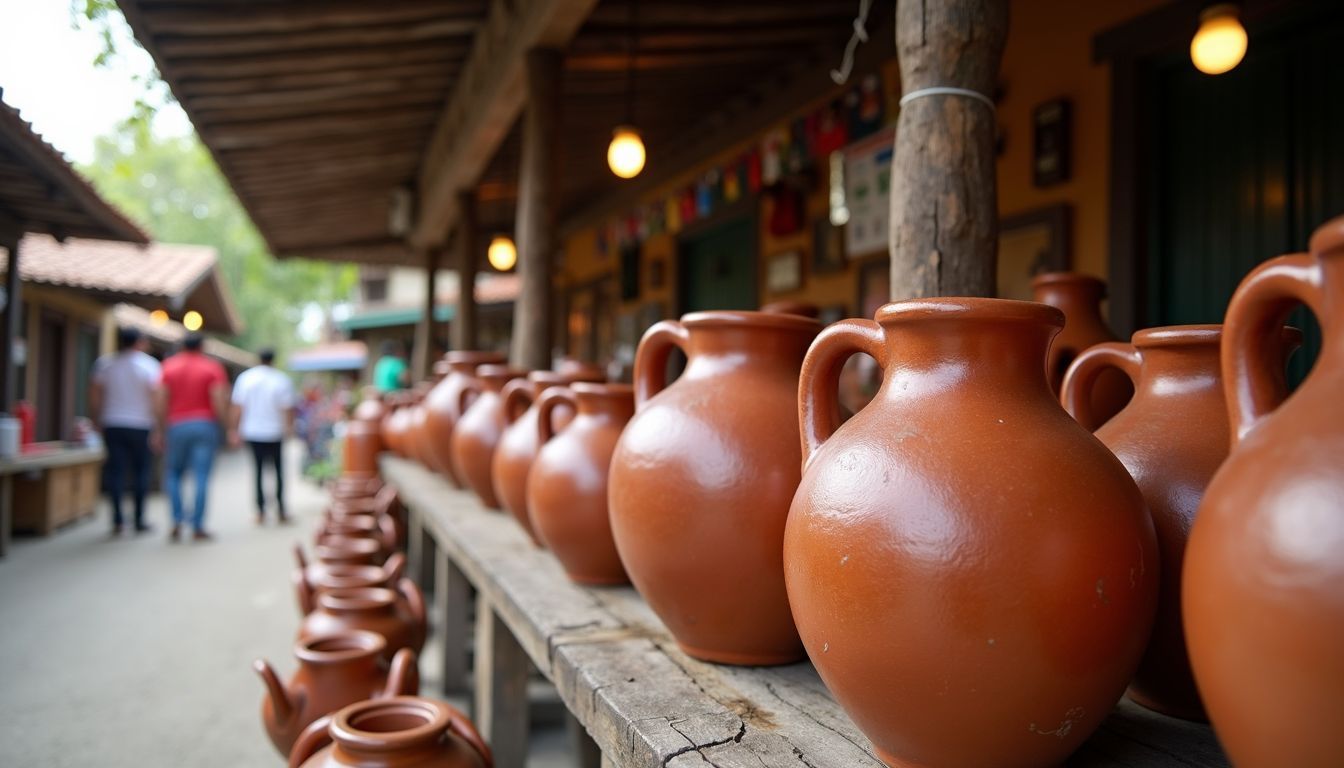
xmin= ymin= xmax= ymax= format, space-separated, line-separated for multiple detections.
xmin=288 ymin=696 xmax=492 ymax=768
xmin=255 ymin=631 xmax=419 ymax=757
xmin=528 ymin=383 xmax=634 ymax=585
xmin=330 ymin=475 xmax=383 ymax=500
xmin=492 ymin=370 xmax=604 ymax=545
xmin=785 ymin=298 xmax=1158 ymax=768
xmin=1061 ymin=325 xmax=1299 ymax=721
xmin=344 ymin=389 xmax=387 ymax=476
xmin=1032 ymin=272 xmax=1133 ymax=426
xmin=609 ymin=311 xmax=821 ymax=665
xmin=300 ymin=587 xmax=426 ymax=664
xmin=449 ymin=365 xmax=527 ymax=509
xmin=407 ymin=362 xmax=452 ymax=474
xmin=313 ymin=535 xmax=385 ymax=566
xmin=423 ymin=352 xmax=507 ymax=486
xmin=294 ymin=554 xmax=408 ymax=615
xmin=353 ymin=387 xmax=388 ymax=424
xmin=315 ymin=515 xmax=398 ymax=557
xmin=1184 ymin=218 xmax=1344 ymax=768
xmin=379 ymin=394 xmax=409 ymax=456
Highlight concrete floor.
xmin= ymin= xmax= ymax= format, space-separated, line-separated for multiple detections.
xmin=0 ymin=444 xmax=569 ymax=767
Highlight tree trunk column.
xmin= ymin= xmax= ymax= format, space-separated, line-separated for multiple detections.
xmin=510 ymin=48 xmax=562 ymax=372
xmin=453 ymin=191 xmax=479 ymax=352
xmin=1 ymin=230 xmax=20 ymax=411
xmin=889 ymin=0 xmax=1008 ymax=300
xmin=412 ymin=247 xmax=440 ymax=382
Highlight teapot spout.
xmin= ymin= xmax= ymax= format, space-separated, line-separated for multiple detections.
xmin=253 ymin=659 xmax=294 ymax=723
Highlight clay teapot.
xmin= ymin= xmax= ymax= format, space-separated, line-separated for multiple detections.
xmin=316 ymin=515 xmax=397 ymax=556
xmin=329 ymin=475 xmax=383 ymax=501
xmin=300 ymin=587 xmax=426 ymax=664
xmin=255 ymin=631 xmax=419 ymax=757
xmin=528 ymin=383 xmax=634 ymax=585
xmin=450 ymin=364 xmax=527 ymax=509
xmin=1061 ymin=325 xmax=1299 ymax=721
xmin=784 ymin=298 xmax=1157 ymax=768
xmin=423 ymin=352 xmax=507 ymax=486
xmin=295 ymin=545 xmax=400 ymax=601
xmin=1032 ymin=272 xmax=1133 ymax=426
xmin=1184 ymin=217 xmax=1344 ymax=768
xmin=288 ymin=696 xmax=492 ymax=768
xmin=609 ymin=311 xmax=821 ymax=665
xmin=492 ymin=369 xmax=604 ymax=545
xmin=294 ymin=552 xmax=406 ymax=613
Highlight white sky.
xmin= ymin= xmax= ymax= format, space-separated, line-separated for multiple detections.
xmin=0 ymin=0 xmax=191 ymax=163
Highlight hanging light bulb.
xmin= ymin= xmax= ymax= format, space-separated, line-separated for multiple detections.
xmin=182 ymin=310 xmax=204 ymax=331
xmin=1191 ymin=3 xmax=1248 ymax=75
xmin=608 ymin=126 xmax=646 ymax=179
xmin=149 ymin=309 xmax=169 ymax=326
xmin=487 ymin=236 xmax=517 ymax=271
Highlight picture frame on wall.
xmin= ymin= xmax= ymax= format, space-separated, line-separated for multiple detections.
xmin=766 ymin=250 xmax=804 ymax=294
xmin=812 ymin=219 xmax=846 ymax=274
xmin=997 ymin=203 xmax=1071 ymax=300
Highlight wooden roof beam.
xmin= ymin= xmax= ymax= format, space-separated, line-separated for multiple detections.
xmin=155 ymin=19 xmax=482 ymax=59
xmin=142 ymin=1 xmax=486 ymax=36
xmin=411 ymin=0 xmax=600 ymax=251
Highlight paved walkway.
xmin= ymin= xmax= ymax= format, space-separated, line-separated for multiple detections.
xmin=0 ymin=444 xmax=567 ymax=767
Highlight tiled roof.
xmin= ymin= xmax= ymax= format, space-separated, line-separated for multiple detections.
xmin=112 ymin=304 xmax=258 ymax=370
xmin=13 ymin=233 xmax=215 ymax=299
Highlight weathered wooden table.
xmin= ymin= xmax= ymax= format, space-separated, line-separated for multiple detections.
xmin=382 ymin=456 xmax=1229 ymax=768
xmin=0 ymin=444 xmax=105 ymax=557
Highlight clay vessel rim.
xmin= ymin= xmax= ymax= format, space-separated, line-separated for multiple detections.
xmin=331 ymin=697 xmax=451 ymax=752
xmin=874 ymin=297 xmax=1064 ymax=328
xmin=530 ymin=369 xmax=604 ymax=384
xmin=311 ymin=564 xmax=388 ymax=587
xmin=318 ymin=587 xmax=397 ymax=611
xmin=570 ymin=382 xmax=634 ymax=397
xmin=475 ymin=365 xmax=527 ymax=381
xmin=325 ymin=517 xmax=377 ymax=531
xmin=1131 ymin=324 xmax=1222 ymax=347
xmin=1030 ymin=271 xmax=1106 ymax=289
xmin=296 ymin=630 xmax=387 ymax=663
xmin=431 ymin=361 xmax=450 ymax=376
xmin=316 ymin=537 xmax=381 ymax=556
xmin=443 ymin=351 xmax=507 ymax=365
xmin=680 ymin=310 xmax=822 ymax=332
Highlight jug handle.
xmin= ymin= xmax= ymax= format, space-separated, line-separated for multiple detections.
xmin=288 ymin=715 xmax=333 ymax=768
xmin=1059 ymin=343 xmax=1143 ymax=432
xmin=377 ymin=514 xmax=398 ymax=552
xmin=293 ymin=543 xmax=308 ymax=570
xmin=442 ymin=702 xmax=494 ymax=767
xmin=798 ymin=319 xmax=886 ymax=468
xmin=1222 ymin=252 xmax=1323 ymax=447
xmin=399 ymin=577 xmax=427 ymax=627
xmin=633 ymin=320 xmax=691 ymax=407
xmin=536 ymin=387 xmax=578 ymax=444
xmin=384 ymin=648 xmax=421 ymax=697
xmin=383 ymin=552 xmax=407 ymax=583
xmin=293 ymin=567 xmax=315 ymax=615
xmin=501 ymin=380 xmax=535 ymax=425
xmin=458 ymin=381 xmax=484 ymax=419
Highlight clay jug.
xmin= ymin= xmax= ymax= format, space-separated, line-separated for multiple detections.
xmin=450 ymin=365 xmax=527 ymax=509
xmin=1061 ymin=325 xmax=1299 ymax=721
xmin=1032 ymin=272 xmax=1133 ymax=426
xmin=409 ymin=362 xmax=452 ymax=474
xmin=609 ymin=311 xmax=821 ymax=665
xmin=492 ymin=369 xmax=604 ymax=545
xmin=288 ymin=696 xmax=492 ymax=768
xmin=528 ymin=383 xmax=634 ymax=585
xmin=300 ymin=587 xmax=426 ymax=664
xmin=254 ymin=631 xmax=419 ymax=757
xmin=424 ymin=352 xmax=507 ymax=486
xmin=1184 ymin=217 xmax=1344 ymax=768
xmin=294 ymin=554 xmax=408 ymax=615
xmin=344 ymin=388 xmax=386 ymax=477
xmin=785 ymin=298 xmax=1158 ymax=768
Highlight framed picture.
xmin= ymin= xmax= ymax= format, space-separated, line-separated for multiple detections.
xmin=856 ymin=258 xmax=891 ymax=319
xmin=813 ymin=220 xmax=846 ymax=274
xmin=998 ymin=204 xmax=1071 ymax=300
xmin=766 ymin=250 xmax=804 ymax=294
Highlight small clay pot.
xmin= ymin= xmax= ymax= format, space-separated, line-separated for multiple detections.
xmin=300 ymin=587 xmax=426 ymax=664
xmin=316 ymin=515 xmax=397 ymax=556
xmin=423 ymin=352 xmax=508 ymax=487
xmin=288 ymin=696 xmax=492 ymax=768
xmin=255 ymin=631 xmax=419 ymax=757
xmin=1032 ymin=272 xmax=1133 ymax=425
xmin=1185 ymin=217 xmax=1344 ymax=768
xmin=449 ymin=365 xmax=528 ymax=509
xmin=528 ymin=383 xmax=634 ymax=585
xmin=294 ymin=553 xmax=408 ymax=615
xmin=313 ymin=535 xmax=385 ymax=566
xmin=330 ymin=475 xmax=383 ymax=500
xmin=492 ymin=370 xmax=604 ymax=545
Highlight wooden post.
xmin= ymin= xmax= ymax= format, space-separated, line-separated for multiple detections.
xmin=889 ymin=0 xmax=1008 ymax=299
xmin=509 ymin=48 xmax=562 ymax=372
xmin=453 ymin=191 xmax=480 ymax=351
xmin=1 ymin=229 xmax=20 ymax=412
xmin=475 ymin=597 xmax=530 ymax=768
xmin=567 ymin=711 xmax=602 ymax=768
xmin=412 ymin=247 xmax=439 ymax=381
xmin=435 ymin=547 xmax=474 ymax=695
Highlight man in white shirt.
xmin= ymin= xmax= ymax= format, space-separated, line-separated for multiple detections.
xmin=89 ymin=327 xmax=162 ymax=535
xmin=228 ymin=349 xmax=296 ymax=523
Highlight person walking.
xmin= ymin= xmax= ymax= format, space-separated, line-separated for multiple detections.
xmin=158 ymin=333 xmax=229 ymax=542
xmin=228 ymin=348 xmax=296 ymax=524
xmin=88 ymin=327 xmax=161 ymax=536
xmin=371 ymin=340 xmax=409 ymax=393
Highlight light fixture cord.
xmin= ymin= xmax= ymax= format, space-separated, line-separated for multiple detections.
xmin=626 ymin=0 xmax=638 ymax=126
xmin=831 ymin=0 xmax=873 ymax=85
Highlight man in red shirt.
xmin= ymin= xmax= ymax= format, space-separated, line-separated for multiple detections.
xmin=157 ymin=334 xmax=230 ymax=541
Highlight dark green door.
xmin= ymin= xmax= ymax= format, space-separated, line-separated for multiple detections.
xmin=1147 ymin=7 xmax=1344 ymax=383
xmin=680 ymin=216 xmax=757 ymax=313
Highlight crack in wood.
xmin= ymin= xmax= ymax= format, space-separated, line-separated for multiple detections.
xmin=761 ymin=680 xmax=873 ymax=756
xmin=663 ymin=718 xmax=746 ymax=767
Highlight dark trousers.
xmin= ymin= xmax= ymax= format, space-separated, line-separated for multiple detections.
xmin=103 ymin=427 xmax=151 ymax=528
xmin=248 ymin=440 xmax=285 ymax=516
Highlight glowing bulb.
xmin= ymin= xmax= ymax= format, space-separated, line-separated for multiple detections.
xmin=1191 ymin=4 xmax=1247 ymax=75
xmin=183 ymin=310 xmax=203 ymax=331
xmin=149 ymin=309 xmax=169 ymax=325
xmin=607 ymin=126 xmax=646 ymax=179
xmin=487 ymin=236 xmax=517 ymax=272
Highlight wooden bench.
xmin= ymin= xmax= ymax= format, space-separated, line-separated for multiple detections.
xmin=382 ymin=456 xmax=1229 ymax=768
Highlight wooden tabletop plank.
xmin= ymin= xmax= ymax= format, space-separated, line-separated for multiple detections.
xmin=382 ymin=456 xmax=1229 ymax=768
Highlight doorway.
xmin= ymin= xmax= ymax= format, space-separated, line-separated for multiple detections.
xmin=678 ymin=215 xmax=758 ymax=314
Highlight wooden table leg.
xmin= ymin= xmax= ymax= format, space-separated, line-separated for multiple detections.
xmin=419 ymin=523 xmax=437 ymax=602
xmin=0 ymin=474 xmax=11 ymax=557
xmin=568 ymin=710 xmax=602 ymax=768
xmin=436 ymin=547 xmax=472 ymax=695
xmin=474 ymin=597 xmax=529 ymax=768
xmin=406 ymin=505 xmax=424 ymax=587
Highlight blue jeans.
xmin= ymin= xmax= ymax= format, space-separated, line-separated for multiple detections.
xmin=165 ymin=419 xmax=219 ymax=531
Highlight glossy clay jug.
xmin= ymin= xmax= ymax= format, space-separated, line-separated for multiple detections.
xmin=424 ymin=352 xmax=507 ymax=486
xmin=288 ymin=696 xmax=491 ymax=768
xmin=1032 ymin=272 xmax=1132 ymax=426
xmin=785 ymin=298 xmax=1158 ymax=768
xmin=450 ymin=365 xmax=527 ymax=509
xmin=299 ymin=587 xmax=426 ymax=664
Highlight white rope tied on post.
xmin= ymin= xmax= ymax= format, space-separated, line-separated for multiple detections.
xmin=830 ymin=0 xmax=873 ymax=85
xmin=898 ymin=86 xmax=996 ymax=111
